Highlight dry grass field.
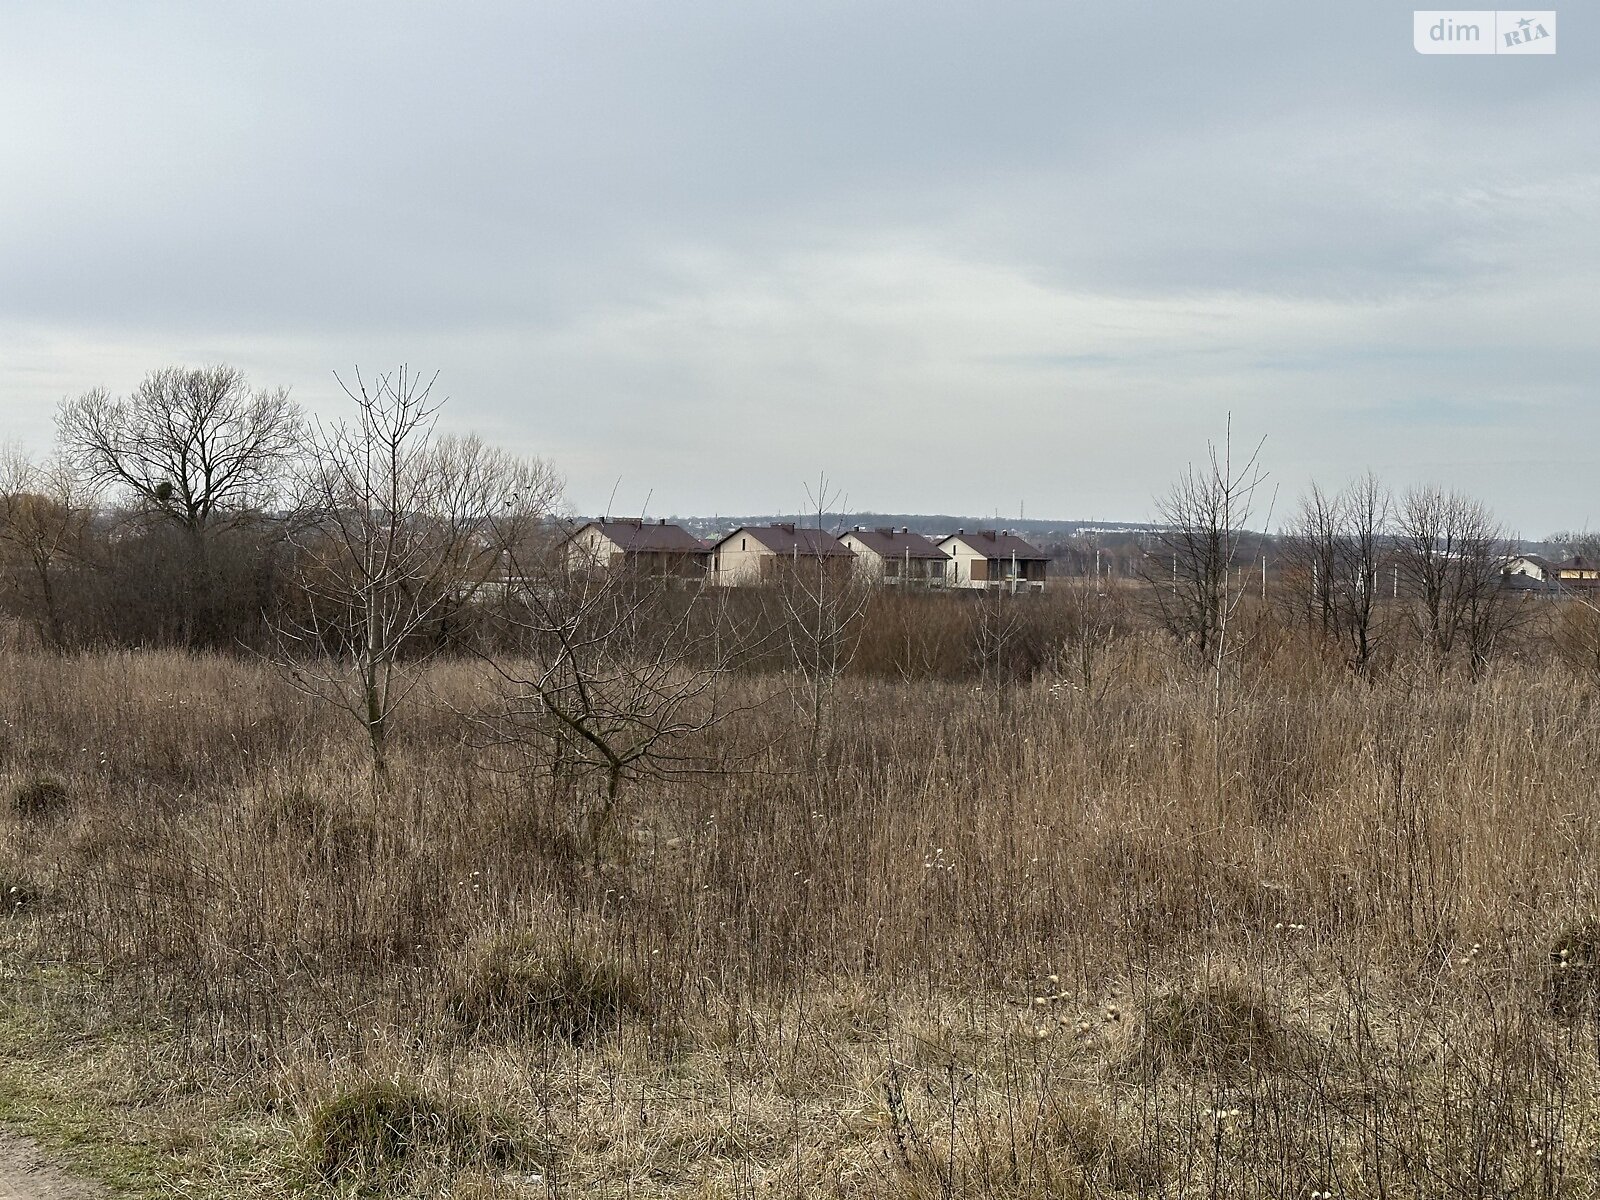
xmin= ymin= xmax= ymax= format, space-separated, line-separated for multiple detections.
xmin=4 ymin=604 xmax=1600 ymax=1197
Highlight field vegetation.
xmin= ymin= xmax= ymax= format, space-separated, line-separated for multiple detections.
xmin=4 ymin=590 xmax=1600 ymax=1197
xmin=5 ymin=366 xmax=1600 ymax=1197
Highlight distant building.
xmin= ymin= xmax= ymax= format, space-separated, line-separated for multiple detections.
xmin=838 ymin=526 xmax=950 ymax=586
xmin=560 ymin=518 xmax=709 ymax=578
xmin=1502 ymin=553 xmax=1600 ymax=594
xmin=708 ymin=524 xmax=854 ymax=586
xmin=1505 ymin=554 xmax=1554 ymax=583
xmin=1552 ymin=555 xmax=1600 ymax=585
xmin=937 ymin=529 xmax=1048 ymax=592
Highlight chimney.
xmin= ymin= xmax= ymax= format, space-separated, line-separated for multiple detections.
xmin=957 ymin=528 xmax=964 ymax=536
xmin=901 ymin=526 xmax=909 ymax=534
xmin=659 ymin=518 xmax=666 ymax=525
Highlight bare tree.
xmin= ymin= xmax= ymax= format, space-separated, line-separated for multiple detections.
xmin=1337 ymin=472 xmax=1391 ymax=672
xmin=1393 ymin=486 xmax=1517 ymax=670
xmin=773 ymin=475 xmax=870 ymax=767
xmin=477 ymin=549 xmax=745 ymax=850
xmin=1142 ymin=422 xmax=1270 ymax=704
xmin=1282 ymin=472 xmax=1391 ymax=672
xmin=971 ymin=575 xmax=1027 ymax=700
xmin=0 ymin=447 xmax=96 ymax=648
xmin=57 ymin=365 xmax=299 ymax=535
xmin=56 ymin=365 xmax=301 ymax=643
xmin=1281 ymin=482 xmax=1342 ymax=638
xmin=274 ymin=366 xmax=559 ymax=776
xmin=1053 ymin=575 xmax=1128 ymax=706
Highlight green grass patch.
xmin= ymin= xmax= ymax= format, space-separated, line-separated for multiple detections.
xmin=0 ymin=971 xmax=302 ymax=1199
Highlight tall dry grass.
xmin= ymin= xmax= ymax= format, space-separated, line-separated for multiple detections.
xmin=2 ymin=611 xmax=1600 ymax=1196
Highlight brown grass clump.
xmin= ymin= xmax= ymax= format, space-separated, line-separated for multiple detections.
xmin=2 ymin=870 xmax=44 ymax=916
xmin=8 ymin=774 xmax=70 ymax=821
xmin=306 ymin=1080 xmax=520 ymax=1184
xmin=1544 ymin=919 xmax=1600 ymax=1020
xmin=446 ymin=935 xmax=649 ymax=1044
xmin=886 ymin=1098 xmax=1163 ymax=1200
xmin=1124 ymin=978 xmax=1303 ymax=1080
xmin=1040 ymin=1094 xmax=1164 ymax=1193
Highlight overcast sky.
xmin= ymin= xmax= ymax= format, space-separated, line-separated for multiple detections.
xmin=2 ymin=2 xmax=1594 ymax=535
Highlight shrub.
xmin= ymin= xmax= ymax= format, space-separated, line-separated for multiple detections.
xmin=1545 ymin=921 xmax=1600 ymax=1021
xmin=2 ymin=875 xmax=43 ymax=917
xmin=448 ymin=937 xmax=649 ymax=1044
xmin=307 ymin=1081 xmax=518 ymax=1183
xmin=1043 ymin=1094 xmax=1164 ymax=1192
xmin=251 ymin=784 xmax=377 ymax=872
xmin=9 ymin=775 xmax=70 ymax=821
xmin=1125 ymin=979 xmax=1301 ymax=1080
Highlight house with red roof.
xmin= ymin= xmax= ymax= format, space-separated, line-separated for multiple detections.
xmin=708 ymin=523 xmax=854 ymax=586
xmin=937 ymin=529 xmax=1048 ymax=592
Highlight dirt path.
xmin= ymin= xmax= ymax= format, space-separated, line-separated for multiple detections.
xmin=0 ymin=1132 xmax=103 ymax=1200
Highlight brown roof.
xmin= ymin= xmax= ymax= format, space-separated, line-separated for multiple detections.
xmin=843 ymin=527 xmax=949 ymax=560
xmin=567 ymin=519 xmax=708 ymax=554
xmin=939 ymin=529 xmax=1047 ymax=560
xmin=714 ymin=524 xmax=853 ymax=557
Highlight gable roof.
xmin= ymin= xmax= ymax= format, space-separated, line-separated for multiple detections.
xmin=842 ymin=527 xmax=949 ymax=560
xmin=566 ymin=519 xmax=708 ymax=554
xmin=713 ymin=524 xmax=853 ymax=557
xmin=939 ymin=529 xmax=1047 ymax=559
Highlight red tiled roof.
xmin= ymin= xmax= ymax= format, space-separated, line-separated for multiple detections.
xmin=713 ymin=524 xmax=853 ymax=556
xmin=939 ymin=529 xmax=1047 ymax=559
xmin=566 ymin=519 xmax=708 ymax=554
xmin=843 ymin=527 xmax=949 ymax=560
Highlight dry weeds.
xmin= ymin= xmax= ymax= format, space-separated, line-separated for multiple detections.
xmin=2 ymin=628 xmax=1599 ymax=1196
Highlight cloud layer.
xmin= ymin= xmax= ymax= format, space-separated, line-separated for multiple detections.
xmin=2 ymin=2 xmax=1595 ymax=534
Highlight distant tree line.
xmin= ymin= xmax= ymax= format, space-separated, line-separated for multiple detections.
xmin=0 ymin=363 xmax=561 ymax=653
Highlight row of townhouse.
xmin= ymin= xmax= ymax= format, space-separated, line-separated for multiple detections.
xmin=560 ymin=518 xmax=1049 ymax=591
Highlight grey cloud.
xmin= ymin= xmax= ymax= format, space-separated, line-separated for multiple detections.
xmin=1 ymin=2 xmax=1596 ymax=534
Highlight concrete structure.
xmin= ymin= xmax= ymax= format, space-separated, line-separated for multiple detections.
xmin=937 ymin=529 xmax=1048 ymax=592
xmin=560 ymin=518 xmax=709 ymax=578
xmin=708 ymin=523 xmax=854 ymax=586
xmin=838 ymin=526 xmax=950 ymax=586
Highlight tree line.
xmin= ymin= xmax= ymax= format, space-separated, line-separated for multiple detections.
xmin=0 ymin=367 xmax=1580 ymax=689
xmin=0 ymin=364 xmax=559 ymax=653
xmin=1140 ymin=430 xmax=1585 ymax=678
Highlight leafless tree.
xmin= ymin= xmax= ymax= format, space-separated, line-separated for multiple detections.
xmin=1337 ymin=472 xmax=1391 ymax=672
xmin=57 ymin=365 xmax=300 ymax=535
xmin=971 ymin=575 xmax=1027 ymax=700
xmin=1282 ymin=472 xmax=1391 ymax=672
xmin=56 ymin=365 xmax=301 ymax=642
xmin=0 ymin=447 xmax=96 ymax=648
xmin=476 ymin=548 xmax=746 ymax=849
xmin=273 ymin=366 xmax=559 ymax=776
xmin=773 ymin=474 xmax=870 ymax=767
xmin=1281 ymin=482 xmax=1342 ymax=638
xmin=1142 ymin=422 xmax=1270 ymax=701
xmin=1393 ymin=486 xmax=1517 ymax=671
xmin=1053 ymin=575 xmax=1128 ymax=706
